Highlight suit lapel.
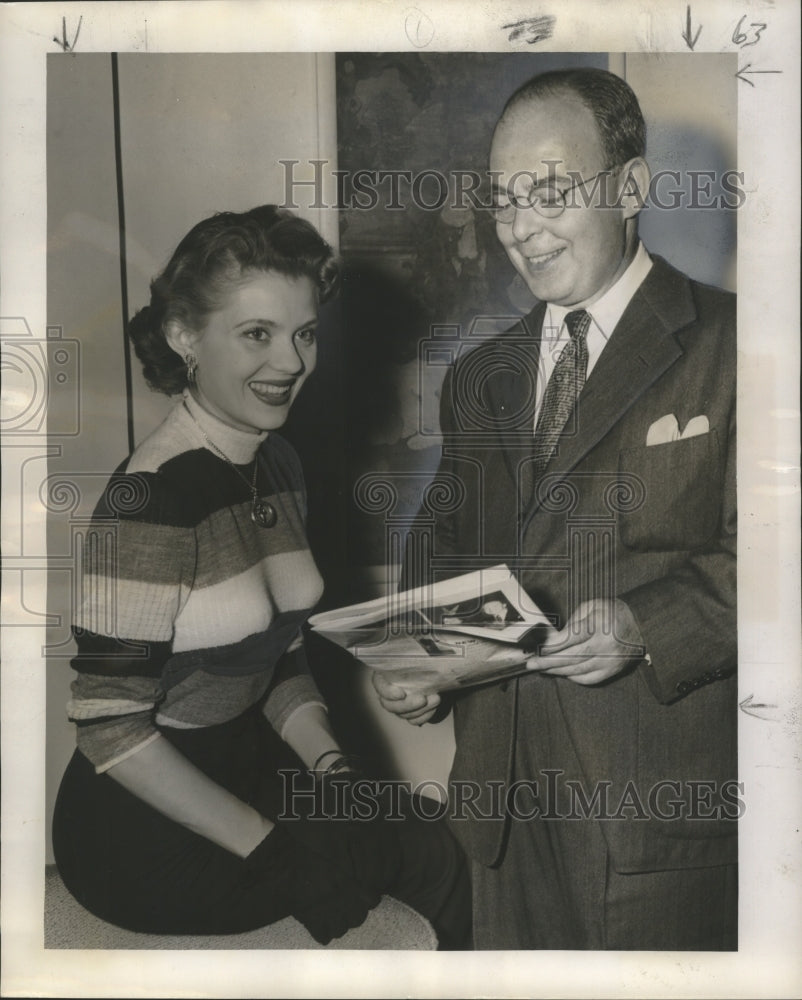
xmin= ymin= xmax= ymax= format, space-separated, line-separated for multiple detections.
xmin=524 ymin=257 xmax=697 ymax=516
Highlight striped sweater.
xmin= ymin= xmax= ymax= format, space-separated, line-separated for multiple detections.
xmin=68 ymin=391 xmax=326 ymax=772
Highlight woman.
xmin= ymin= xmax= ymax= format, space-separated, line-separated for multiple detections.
xmin=53 ymin=205 xmax=470 ymax=947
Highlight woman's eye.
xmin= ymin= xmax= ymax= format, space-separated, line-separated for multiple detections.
xmin=244 ymin=327 xmax=270 ymax=342
xmin=294 ymin=327 xmax=317 ymax=346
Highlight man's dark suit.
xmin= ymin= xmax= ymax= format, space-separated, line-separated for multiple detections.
xmin=406 ymin=255 xmax=737 ymax=944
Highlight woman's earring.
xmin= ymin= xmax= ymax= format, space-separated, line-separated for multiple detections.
xmin=185 ymin=354 xmax=198 ymax=385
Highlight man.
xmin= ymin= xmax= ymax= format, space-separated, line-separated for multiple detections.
xmin=373 ymin=67 xmax=737 ymax=950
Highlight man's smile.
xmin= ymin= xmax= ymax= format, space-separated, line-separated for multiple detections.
xmin=521 ymin=247 xmax=566 ymax=269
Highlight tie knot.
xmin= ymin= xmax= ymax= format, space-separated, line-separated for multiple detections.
xmin=564 ymin=309 xmax=591 ymax=343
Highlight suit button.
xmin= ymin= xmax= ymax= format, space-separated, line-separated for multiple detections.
xmin=676 ymin=680 xmax=692 ymax=696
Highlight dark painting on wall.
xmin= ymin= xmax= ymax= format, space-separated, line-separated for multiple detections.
xmin=333 ymin=52 xmax=609 ymax=586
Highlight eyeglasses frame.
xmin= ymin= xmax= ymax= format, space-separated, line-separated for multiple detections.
xmin=491 ymin=165 xmax=624 ymax=224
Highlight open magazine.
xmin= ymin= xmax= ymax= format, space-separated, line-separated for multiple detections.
xmin=308 ymin=564 xmax=556 ymax=694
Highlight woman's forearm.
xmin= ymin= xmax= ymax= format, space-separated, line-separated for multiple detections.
xmin=107 ymin=736 xmax=273 ymax=858
xmin=279 ymin=703 xmax=344 ymax=772
xmin=109 ymin=701 xmax=344 ymax=858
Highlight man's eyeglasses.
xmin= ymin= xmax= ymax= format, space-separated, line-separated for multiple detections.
xmin=490 ymin=168 xmax=619 ymax=224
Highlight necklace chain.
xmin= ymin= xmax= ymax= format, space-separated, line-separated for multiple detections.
xmin=183 ymin=400 xmax=257 ymax=495
xmin=181 ymin=400 xmax=277 ymax=528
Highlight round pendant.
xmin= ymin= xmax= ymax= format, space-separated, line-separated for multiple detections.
xmin=251 ymin=498 xmax=277 ymax=529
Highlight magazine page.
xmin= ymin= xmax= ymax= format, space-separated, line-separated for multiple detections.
xmin=309 ymin=564 xmax=555 ymax=691
xmin=309 ymin=563 xmax=552 ymax=640
xmin=350 ymin=631 xmax=533 ymax=694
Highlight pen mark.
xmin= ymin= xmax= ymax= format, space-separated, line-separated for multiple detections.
xmin=739 ymin=693 xmax=780 ymax=721
xmin=405 ymin=8 xmax=435 ymax=48
xmin=52 ymin=14 xmax=82 ymax=54
xmin=501 ymin=15 xmax=556 ymax=45
xmin=735 ymin=62 xmax=782 ymax=86
xmin=732 ymin=15 xmax=767 ymax=48
xmin=680 ymin=5 xmax=702 ymax=50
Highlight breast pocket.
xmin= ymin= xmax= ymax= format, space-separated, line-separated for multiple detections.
xmin=617 ymin=430 xmax=723 ymax=551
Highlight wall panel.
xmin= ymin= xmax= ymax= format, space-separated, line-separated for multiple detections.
xmin=46 ymin=53 xmax=130 ymax=862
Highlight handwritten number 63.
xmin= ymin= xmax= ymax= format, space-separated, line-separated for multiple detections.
xmin=732 ymin=15 xmax=767 ymax=48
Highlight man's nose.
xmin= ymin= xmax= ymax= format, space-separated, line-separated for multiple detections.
xmin=510 ymin=203 xmax=546 ymax=243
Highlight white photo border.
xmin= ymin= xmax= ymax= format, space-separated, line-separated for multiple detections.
xmin=1 ymin=2 xmax=800 ymax=997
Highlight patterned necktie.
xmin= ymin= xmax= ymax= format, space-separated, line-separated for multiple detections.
xmin=532 ymin=308 xmax=591 ymax=477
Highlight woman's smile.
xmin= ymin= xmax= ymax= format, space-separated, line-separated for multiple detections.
xmin=249 ymin=378 xmax=297 ymax=406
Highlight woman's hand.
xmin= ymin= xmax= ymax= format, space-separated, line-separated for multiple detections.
xmin=290 ymin=770 xmax=405 ymax=893
xmin=371 ymin=673 xmax=442 ymax=726
xmin=244 ymin=825 xmax=380 ymax=944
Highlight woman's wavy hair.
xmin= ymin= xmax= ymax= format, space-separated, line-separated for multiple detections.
xmin=128 ymin=205 xmax=339 ymax=395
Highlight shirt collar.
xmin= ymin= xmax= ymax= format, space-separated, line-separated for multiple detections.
xmin=545 ymin=241 xmax=653 ymax=343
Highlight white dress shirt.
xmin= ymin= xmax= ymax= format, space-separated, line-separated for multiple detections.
xmin=534 ymin=242 xmax=653 ymax=428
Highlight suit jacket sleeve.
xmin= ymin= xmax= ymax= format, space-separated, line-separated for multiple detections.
xmin=623 ymin=311 xmax=737 ymax=705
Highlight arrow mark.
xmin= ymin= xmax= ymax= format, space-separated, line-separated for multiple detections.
xmin=736 ymin=63 xmax=783 ymax=87
xmin=681 ymin=5 xmax=702 ymax=50
xmin=739 ymin=693 xmax=779 ymax=720
xmin=52 ymin=15 xmax=83 ymax=53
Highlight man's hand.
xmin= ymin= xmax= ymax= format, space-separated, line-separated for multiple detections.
xmin=526 ymin=599 xmax=645 ymax=686
xmin=371 ymin=672 xmax=441 ymax=726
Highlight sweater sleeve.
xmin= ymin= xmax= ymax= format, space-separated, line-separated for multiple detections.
xmin=261 ymin=631 xmax=327 ymax=739
xmin=68 ymin=468 xmax=196 ymax=772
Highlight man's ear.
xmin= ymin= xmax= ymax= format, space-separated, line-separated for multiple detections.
xmin=164 ymin=320 xmax=198 ymax=360
xmin=616 ymin=157 xmax=651 ymax=219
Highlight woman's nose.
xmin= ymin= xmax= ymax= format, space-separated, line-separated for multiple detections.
xmin=268 ymin=334 xmax=305 ymax=374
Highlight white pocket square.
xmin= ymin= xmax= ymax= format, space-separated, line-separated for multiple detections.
xmin=646 ymin=413 xmax=709 ymax=446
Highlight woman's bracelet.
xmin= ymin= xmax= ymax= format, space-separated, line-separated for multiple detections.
xmin=312 ymin=748 xmax=342 ymax=772
xmin=311 ymin=751 xmax=363 ymax=778
xmin=324 ymin=755 xmax=358 ymax=776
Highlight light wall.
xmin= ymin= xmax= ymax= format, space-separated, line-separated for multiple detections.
xmin=626 ymin=52 xmax=737 ymax=291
